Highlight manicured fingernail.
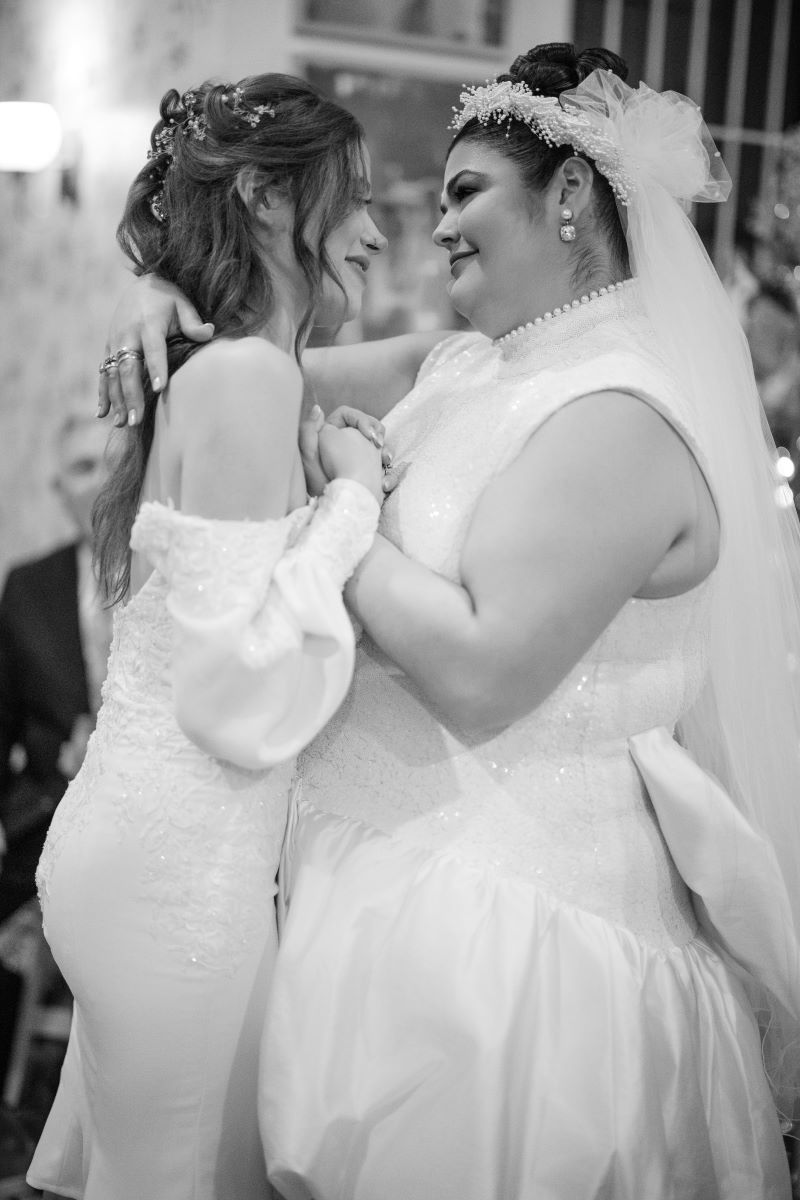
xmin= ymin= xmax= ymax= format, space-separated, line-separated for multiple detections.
xmin=113 ymin=413 xmax=125 ymax=427
xmin=311 ymin=404 xmax=323 ymax=419
xmin=95 ymin=404 xmax=104 ymax=417
xmin=371 ymin=430 xmax=384 ymax=447
xmin=128 ymin=410 xmax=138 ymax=427
xmin=152 ymin=376 xmax=163 ymax=392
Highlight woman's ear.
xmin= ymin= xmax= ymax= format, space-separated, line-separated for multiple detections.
xmin=235 ymin=166 xmax=287 ymax=228
xmin=556 ymin=156 xmax=595 ymax=220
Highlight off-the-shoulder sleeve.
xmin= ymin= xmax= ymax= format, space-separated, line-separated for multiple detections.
xmin=131 ymin=479 xmax=379 ymax=771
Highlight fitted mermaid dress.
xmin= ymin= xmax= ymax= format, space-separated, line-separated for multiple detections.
xmin=261 ymin=287 xmax=795 ymax=1199
xmin=26 ymin=479 xmax=379 ymax=1200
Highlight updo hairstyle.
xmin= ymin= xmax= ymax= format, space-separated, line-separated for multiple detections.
xmin=97 ymin=75 xmax=367 ymax=605
xmin=119 ymin=74 xmax=367 ymax=354
xmin=450 ymin=44 xmax=630 ymax=284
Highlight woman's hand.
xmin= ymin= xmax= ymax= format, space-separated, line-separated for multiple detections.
xmin=300 ymin=405 xmax=393 ymax=499
xmin=298 ymin=406 xmax=331 ymax=498
xmin=98 ymin=275 xmax=214 ymax=426
xmin=317 ymin=422 xmax=384 ymax=504
xmin=326 ymin=405 xmax=385 ymax=448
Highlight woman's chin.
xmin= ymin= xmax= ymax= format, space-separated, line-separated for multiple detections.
xmin=446 ymin=279 xmax=474 ymax=324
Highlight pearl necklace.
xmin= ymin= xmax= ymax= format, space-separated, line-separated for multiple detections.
xmin=493 ymin=279 xmax=633 ymax=347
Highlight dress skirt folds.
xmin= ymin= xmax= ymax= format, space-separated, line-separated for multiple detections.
xmin=261 ymin=796 xmax=790 ymax=1200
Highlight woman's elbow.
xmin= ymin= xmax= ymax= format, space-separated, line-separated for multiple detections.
xmin=430 ymin=663 xmax=538 ymax=736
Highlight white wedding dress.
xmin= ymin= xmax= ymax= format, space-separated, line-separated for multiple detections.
xmin=26 ymin=479 xmax=378 ymax=1200
xmin=261 ymin=286 xmax=794 ymax=1199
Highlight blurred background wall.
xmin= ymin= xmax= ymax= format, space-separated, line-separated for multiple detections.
xmin=1 ymin=0 xmax=799 ymax=578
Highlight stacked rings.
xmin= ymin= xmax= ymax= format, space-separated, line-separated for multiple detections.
xmin=98 ymin=346 xmax=145 ymax=375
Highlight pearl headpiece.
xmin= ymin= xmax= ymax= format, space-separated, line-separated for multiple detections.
xmin=449 ymin=69 xmax=731 ymax=209
xmin=451 ymin=76 xmax=634 ymax=203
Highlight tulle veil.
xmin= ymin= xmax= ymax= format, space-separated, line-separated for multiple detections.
xmin=561 ymin=69 xmax=800 ymax=1115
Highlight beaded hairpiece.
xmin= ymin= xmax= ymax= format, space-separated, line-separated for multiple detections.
xmin=449 ymin=77 xmax=634 ymax=204
xmin=146 ymin=87 xmax=277 ymax=223
xmin=226 ymin=87 xmax=276 ymax=128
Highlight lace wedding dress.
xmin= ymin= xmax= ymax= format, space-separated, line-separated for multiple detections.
xmin=26 ymin=480 xmax=378 ymax=1200
xmin=261 ymin=286 xmax=792 ymax=1200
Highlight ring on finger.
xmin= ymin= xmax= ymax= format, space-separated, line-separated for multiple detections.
xmin=99 ymin=355 xmax=117 ymax=375
xmin=115 ymin=346 xmax=145 ymax=364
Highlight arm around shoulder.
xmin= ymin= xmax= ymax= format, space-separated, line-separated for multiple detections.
xmin=303 ymin=330 xmax=455 ymax=421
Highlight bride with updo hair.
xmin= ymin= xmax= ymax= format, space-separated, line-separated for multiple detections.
xmin=103 ymin=42 xmax=800 ymax=1200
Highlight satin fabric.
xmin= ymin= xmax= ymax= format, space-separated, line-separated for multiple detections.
xmin=259 ymin=303 xmax=794 ymax=1199
xmin=261 ymin=792 xmax=790 ymax=1200
xmin=630 ymin=726 xmax=800 ymax=1024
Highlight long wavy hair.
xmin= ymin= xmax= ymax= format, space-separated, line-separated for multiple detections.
xmin=94 ymin=74 xmax=367 ymax=604
xmin=449 ymin=43 xmax=631 ymax=287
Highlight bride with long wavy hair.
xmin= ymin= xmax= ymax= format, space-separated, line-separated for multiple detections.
xmin=27 ymin=73 xmax=387 ymax=1200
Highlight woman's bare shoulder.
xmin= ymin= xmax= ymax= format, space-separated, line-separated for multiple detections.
xmin=167 ymin=336 xmax=302 ymax=424
xmin=171 ymin=336 xmax=301 ymax=388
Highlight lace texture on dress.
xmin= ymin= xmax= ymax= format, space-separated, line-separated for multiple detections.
xmin=37 ymin=490 xmax=377 ymax=973
xmin=282 ymin=479 xmax=381 ymax=590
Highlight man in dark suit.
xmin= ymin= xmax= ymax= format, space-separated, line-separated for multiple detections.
xmin=0 ymin=413 xmax=112 ymax=1091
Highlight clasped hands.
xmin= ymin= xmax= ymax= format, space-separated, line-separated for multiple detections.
xmin=299 ymin=403 xmax=405 ymax=501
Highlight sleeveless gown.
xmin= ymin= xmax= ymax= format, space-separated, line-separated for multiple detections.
xmin=261 ymin=286 xmax=793 ymax=1200
xmin=26 ymin=480 xmax=379 ymax=1200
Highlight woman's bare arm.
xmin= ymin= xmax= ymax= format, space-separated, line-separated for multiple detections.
xmin=303 ymin=332 xmax=454 ymax=421
xmin=344 ymin=393 xmax=716 ymax=734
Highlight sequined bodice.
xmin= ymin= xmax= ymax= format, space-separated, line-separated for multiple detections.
xmin=299 ymin=289 xmax=711 ymax=945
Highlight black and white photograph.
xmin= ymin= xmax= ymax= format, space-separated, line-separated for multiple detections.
xmin=1 ymin=2 xmax=800 ymax=1198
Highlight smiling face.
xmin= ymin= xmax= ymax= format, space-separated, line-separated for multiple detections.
xmin=315 ymin=149 xmax=387 ymax=327
xmin=434 ymin=139 xmax=573 ymax=339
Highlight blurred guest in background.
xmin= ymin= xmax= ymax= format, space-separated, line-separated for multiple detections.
xmin=0 ymin=412 xmax=112 ymax=1091
xmin=745 ymin=281 xmax=800 ymax=478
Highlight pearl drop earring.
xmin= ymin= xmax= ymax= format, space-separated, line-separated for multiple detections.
xmin=559 ymin=207 xmax=576 ymax=242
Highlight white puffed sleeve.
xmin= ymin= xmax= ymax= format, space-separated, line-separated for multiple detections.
xmin=130 ymin=479 xmax=379 ymax=770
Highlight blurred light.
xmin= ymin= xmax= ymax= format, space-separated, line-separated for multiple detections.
xmin=777 ymin=454 xmax=796 ymax=479
xmin=774 ymin=202 xmax=791 ymax=220
xmin=0 ymin=102 xmax=62 ymax=171
xmin=776 ymin=483 xmax=795 ymax=508
xmin=794 ymin=266 xmax=800 ymax=281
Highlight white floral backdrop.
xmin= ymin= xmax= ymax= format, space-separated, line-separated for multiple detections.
xmin=0 ymin=0 xmax=283 ymax=578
